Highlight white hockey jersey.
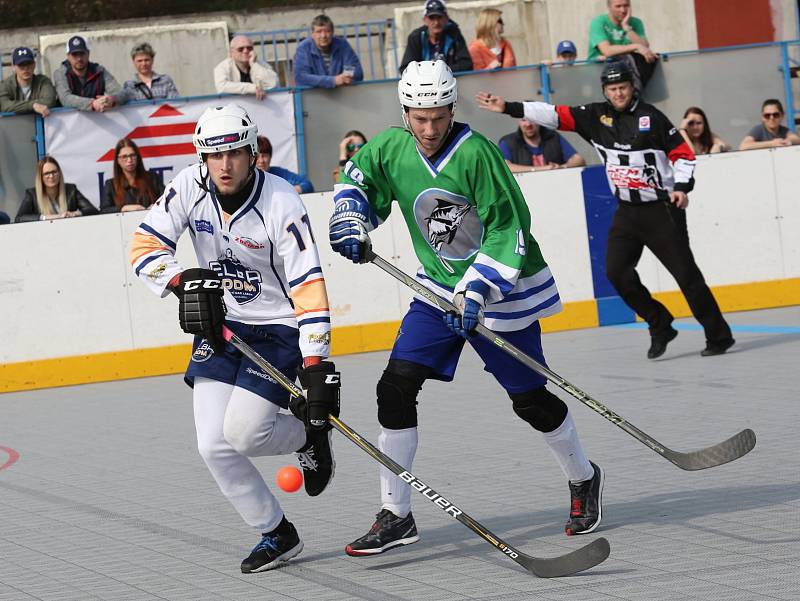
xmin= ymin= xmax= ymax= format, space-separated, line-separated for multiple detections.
xmin=130 ymin=164 xmax=331 ymax=358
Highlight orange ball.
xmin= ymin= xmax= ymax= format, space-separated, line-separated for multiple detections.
xmin=276 ymin=466 xmax=303 ymax=493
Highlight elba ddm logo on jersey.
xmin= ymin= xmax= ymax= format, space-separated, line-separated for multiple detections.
xmin=192 ymin=341 xmax=214 ymax=362
xmin=209 ymin=249 xmax=263 ymax=304
xmin=413 ymin=188 xmax=483 ymax=262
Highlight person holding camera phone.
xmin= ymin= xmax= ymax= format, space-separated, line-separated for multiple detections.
xmin=332 ymin=130 xmax=368 ymax=184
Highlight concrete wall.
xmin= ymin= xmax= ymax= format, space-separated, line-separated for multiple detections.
xmin=1 ymin=146 xmax=798 ymax=391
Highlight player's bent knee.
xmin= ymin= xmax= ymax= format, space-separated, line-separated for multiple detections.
xmin=510 ymin=386 xmax=568 ymax=433
xmin=223 ymin=417 xmax=275 ymax=457
xmin=376 ymin=360 xmax=428 ymax=430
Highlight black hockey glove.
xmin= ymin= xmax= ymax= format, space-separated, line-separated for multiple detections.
xmin=291 ymin=361 xmax=341 ymax=431
xmin=171 ymin=268 xmax=227 ymax=353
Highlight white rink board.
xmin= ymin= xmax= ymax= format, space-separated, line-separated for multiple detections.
xmin=1 ymin=147 xmax=798 ymax=364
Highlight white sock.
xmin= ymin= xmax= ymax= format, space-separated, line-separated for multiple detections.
xmin=378 ymin=426 xmax=418 ymax=518
xmin=541 ymin=410 xmax=594 ymax=483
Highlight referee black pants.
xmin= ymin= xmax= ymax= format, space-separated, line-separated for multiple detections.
xmin=605 ymin=201 xmax=732 ymax=344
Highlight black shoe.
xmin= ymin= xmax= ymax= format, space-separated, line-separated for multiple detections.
xmin=565 ymin=461 xmax=604 ymax=536
xmin=701 ymin=338 xmax=735 ymax=357
xmin=241 ymin=518 xmax=303 ymax=573
xmin=647 ymin=327 xmax=678 ymax=359
xmin=345 ymin=509 xmax=420 ymax=556
xmin=295 ymin=429 xmax=335 ymax=496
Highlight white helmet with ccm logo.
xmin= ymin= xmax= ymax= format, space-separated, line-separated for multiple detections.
xmin=192 ymin=104 xmax=258 ymax=162
xmin=398 ymin=60 xmax=457 ymax=110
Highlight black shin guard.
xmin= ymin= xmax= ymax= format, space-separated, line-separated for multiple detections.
xmin=510 ymin=387 xmax=568 ymax=433
xmin=376 ymin=360 xmax=429 ymax=430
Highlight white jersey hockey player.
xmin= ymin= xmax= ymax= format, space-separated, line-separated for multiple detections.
xmin=130 ymin=104 xmax=340 ymax=573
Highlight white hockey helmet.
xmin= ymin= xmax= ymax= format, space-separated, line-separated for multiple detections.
xmin=192 ymin=104 xmax=258 ymax=162
xmin=398 ymin=60 xmax=457 ymax=110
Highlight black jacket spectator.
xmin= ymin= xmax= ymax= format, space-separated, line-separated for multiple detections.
xmin=101 ymin=172 xmax=164 ymax=213
xmin=400 ymin=22 xmax=473 ymax=73
xmin=16 ymin=184 xmax=97 ymax=222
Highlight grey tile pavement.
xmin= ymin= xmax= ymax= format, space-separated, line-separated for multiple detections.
xmin=0 ymin=306 xmax=798 ymax=600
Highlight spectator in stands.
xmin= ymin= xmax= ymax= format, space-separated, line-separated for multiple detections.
xmin=293 ymin=14 xmax=364 ymax=88
xmin=587 ymin=0 xmax=657 ymax=91
xmin=214 ymin=35 xmax=278 ymax=100
xmin=499 ymin=118 xmax=585 ymax=173
xmin=53 ymin=35 xmax=128 ymax=112
xmin=255 ymin=135 xmax=314 ymax=194
xmin=101 ymin=138 xmax=164 ymax=213
xmin=333 ymin=130 xmax=367 ymax=184
xmin=0 ymin=212 xmax=9 ymax=225
xmin=739 ymin=99 xmax=800 ymax=150
xmin=400 ymin=0 xmax=472 ymax=74
xmin=123 ymin=42 xmax=180 ymax=101
xmin=555 ymin=40 xmax=578 ymax=64
xmin=679 ymin=107 xmax=729 ymax=155
xmin=16 ymin=156 xmax=97 ymax=222
xmin=542 ymin=40 xmax=579 ymax=67
xmin=0 ymin=47 xmax=57 ymax=116
xmin=468 ymin=8 xmax=516 ymax=71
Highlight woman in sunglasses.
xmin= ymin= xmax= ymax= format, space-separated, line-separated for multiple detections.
xmin=678 ymin=106 xmax=729 ymax=155
xmin=468 ymin=8 xmax=516 ymax=71
xmin=333 ymin=130 xmax=368 ymax=185
xmin=739 ymin=98 xmax=800 ymax=150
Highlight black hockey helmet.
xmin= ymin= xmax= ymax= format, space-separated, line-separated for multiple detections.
xmin=600 ymin=60 xmax=634 ymax=87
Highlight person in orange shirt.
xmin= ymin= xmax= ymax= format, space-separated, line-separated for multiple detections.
xmin=468 ymin=8 xmax=516 ymax=70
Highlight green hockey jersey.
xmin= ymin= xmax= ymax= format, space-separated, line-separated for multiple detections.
xmin=334 ymin=123 xmax=561 ymax=332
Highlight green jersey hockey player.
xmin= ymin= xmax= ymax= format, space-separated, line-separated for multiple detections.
xmin=329 ymin=60 xmax=604 ymax=556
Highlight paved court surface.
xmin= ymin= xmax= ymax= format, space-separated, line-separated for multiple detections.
xmin=1 ymin=306 xmax=798 ymax=601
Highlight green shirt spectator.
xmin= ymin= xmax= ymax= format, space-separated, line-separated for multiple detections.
xmin=588 ymin=13 xmax=646 ymax=60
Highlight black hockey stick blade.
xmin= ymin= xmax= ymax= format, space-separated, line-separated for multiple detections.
xmin=519 ymin=537 xmax=610 ymax=578
xmin=364 ymin=248 xmax=757 ymax=471
xmin=221 ymin=326 xmax=610 ymax=577
xmin=663 ymin=428 xmax=757 ymax=471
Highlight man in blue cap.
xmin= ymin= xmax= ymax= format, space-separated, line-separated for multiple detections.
xmin=53 ymin=35 xmax=128 ymax=112
xmin=556 ymin=40 xmax=577 ymax=63
xmin=0 ymin=47 xmax=57 ymax=116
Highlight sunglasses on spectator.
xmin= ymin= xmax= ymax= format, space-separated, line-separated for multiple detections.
xmin=236 ymin=45 xmax=254 ymax=52
xmin=347 ymin=142 xmax=365 ymax=151
xmin=497 ymin=18 xmax=504 ymax=24
xmin=762 ymin=112 xmax=781 ymax=119
xmin=118 ymin=153 xmax=138 ymax=161
xmin=42 ymin=170 xmax=60 ymax=177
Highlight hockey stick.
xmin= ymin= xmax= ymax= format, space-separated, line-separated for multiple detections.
xmin=220 ymin=325 xmax=610 ymax=578
xmin=365 ymin=249 xmax=756 ymax=471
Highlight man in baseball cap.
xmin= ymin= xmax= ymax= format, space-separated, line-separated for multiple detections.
xmin=400 ymin=0 xmax=472 ymax=73
xmin=53 ymin=34 xmax=128 ymax=112
xmin=556 ymin=40 xmax=578 ymax=63
xmin=0 ymin=47 xmax=57 ymax=116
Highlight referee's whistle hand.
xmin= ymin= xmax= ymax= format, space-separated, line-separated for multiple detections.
xmin=475 ymin=91 xmax=505 ymax=113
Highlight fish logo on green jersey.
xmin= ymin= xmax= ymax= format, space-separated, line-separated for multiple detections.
xmin=414 ymin=188 xmax=483 ymax=263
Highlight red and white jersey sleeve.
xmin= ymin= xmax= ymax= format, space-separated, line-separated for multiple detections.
xmin=130 ymin=164 xmax=331 ymax=359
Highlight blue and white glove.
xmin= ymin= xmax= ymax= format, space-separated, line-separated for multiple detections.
xmin=444 ymin=280 xmax=489 ymax=338
xmin=329 ymin=197 xmax=372 ymax=263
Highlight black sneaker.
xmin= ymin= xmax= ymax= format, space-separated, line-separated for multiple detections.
xmin=345 ymin=509 xmax=420 ymax=556
xmin=241 ymin=518 xmax=303 ymax=573
xmin=647 ymin=326 xmax=678 ymax=359
xmin=295 ymin=430 xmax=335 ymax=496
xmin=565 ymin=461 xmax=604 ymax=536
xmin=701 ymin=338 xmax=735 ymax=357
